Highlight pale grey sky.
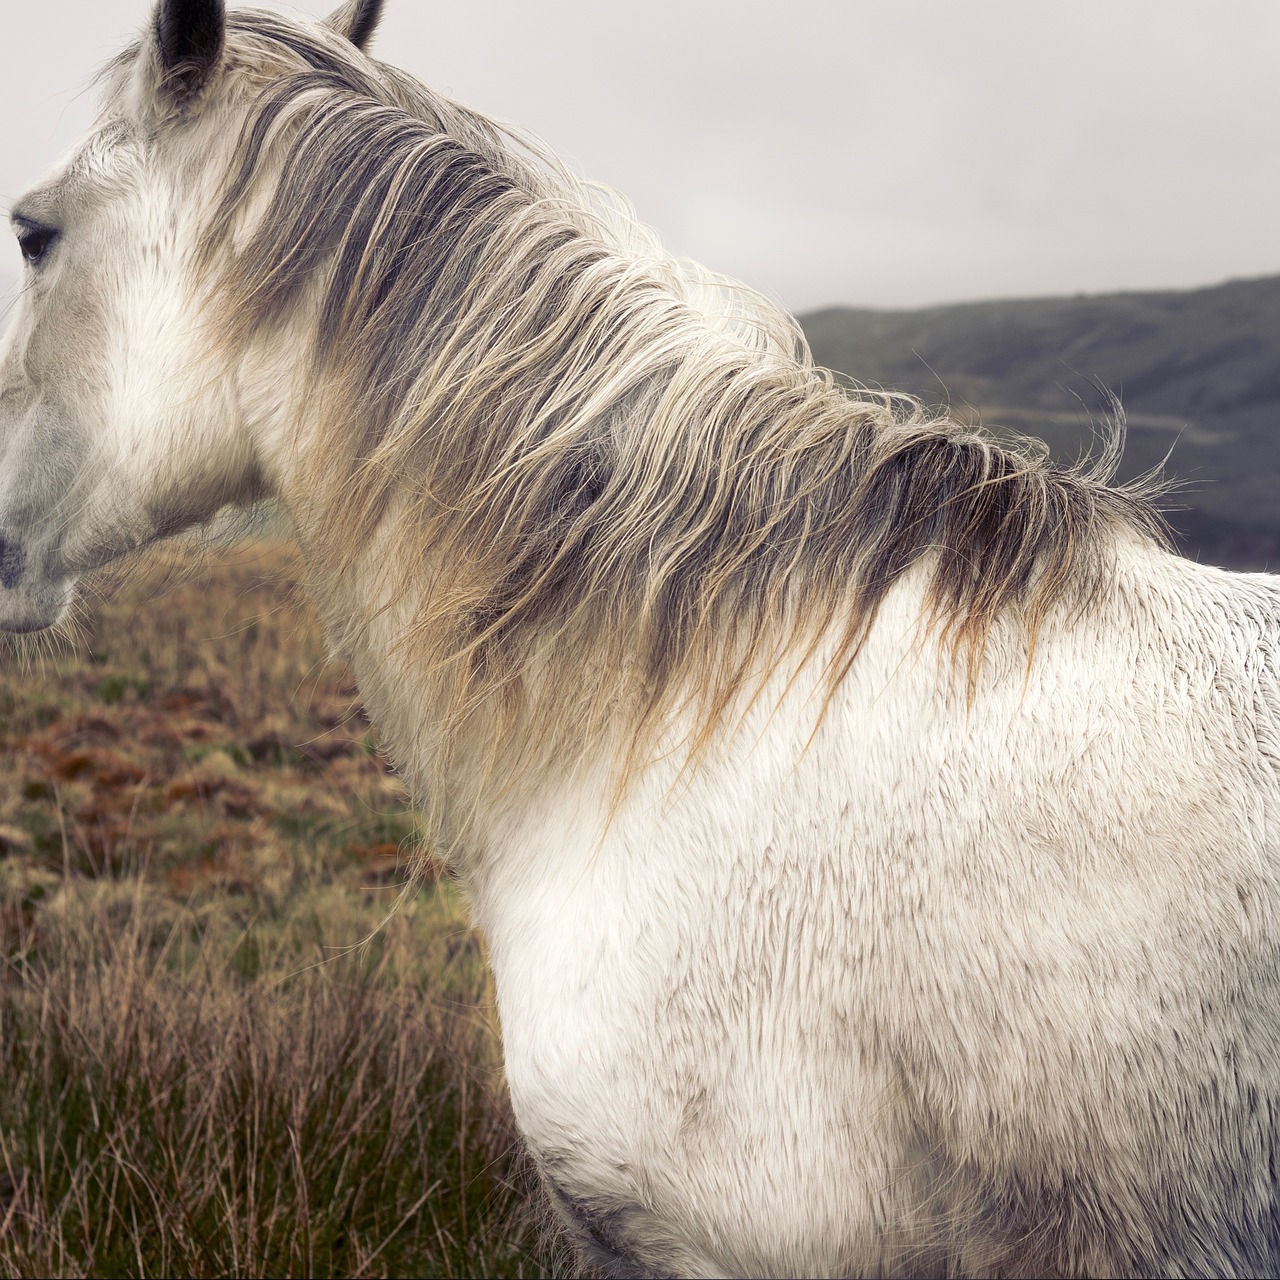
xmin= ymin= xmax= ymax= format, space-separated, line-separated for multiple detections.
xmin=3 ymin=0 xmax=1277 ymax=313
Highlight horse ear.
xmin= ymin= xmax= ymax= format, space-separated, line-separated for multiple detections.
xmin=154 ymin=0 xmax=226 ymax=107
xmin=326 ymin=0 xmax=385 ymax=52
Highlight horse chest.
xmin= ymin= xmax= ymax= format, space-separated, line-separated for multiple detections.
xmin=472 ymin=778 xmax=768 ymax=1159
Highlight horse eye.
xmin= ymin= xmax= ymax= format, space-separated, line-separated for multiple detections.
xmin=17 ymin=226 xmax=57 ymax=265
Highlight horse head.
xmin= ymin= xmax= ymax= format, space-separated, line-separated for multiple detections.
xmin=0 ymin=0 xmax=385 ymax=633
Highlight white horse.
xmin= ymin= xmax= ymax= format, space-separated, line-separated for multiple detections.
xmin=3 ymin=2 xmax=1279 ymax=1275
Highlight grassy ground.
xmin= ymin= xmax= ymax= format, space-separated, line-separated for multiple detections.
xmin=0 ymin=540 xmax=568 ymax=1278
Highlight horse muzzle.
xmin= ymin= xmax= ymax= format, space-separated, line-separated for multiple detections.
xmin=0 ymin=530 xmax=74 ymax=632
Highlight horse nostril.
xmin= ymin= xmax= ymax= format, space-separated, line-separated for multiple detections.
xmin=0 ymin=536 xmax=24 ymax=590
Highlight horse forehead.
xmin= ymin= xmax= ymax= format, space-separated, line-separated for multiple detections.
xmin=78 ymin=118 xmax=142 ymax=173
xmin=66 ymin=119 xmax=149 ymax=203
xmin=14 ymin=119 xmax=144 ymax=224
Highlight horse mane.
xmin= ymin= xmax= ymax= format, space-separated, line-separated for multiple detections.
xmin=189 ymin=10 xmax=1168 ymax=791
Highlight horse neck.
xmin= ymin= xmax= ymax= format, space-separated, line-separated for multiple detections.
xmin=265 ymin=225 xmax=829 ymax=839
xmin=278 ymin=409 xmax=610 ymax=845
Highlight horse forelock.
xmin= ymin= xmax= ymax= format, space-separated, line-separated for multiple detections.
xmin=182 ymin=8 xmax=1169 ymax=798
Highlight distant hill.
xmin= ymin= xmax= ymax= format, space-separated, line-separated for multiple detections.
xmin=799 ymin=275 xmax=1280 ymax=571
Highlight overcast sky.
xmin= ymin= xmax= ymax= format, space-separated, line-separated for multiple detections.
xmin=2 ymin=1 xmax=1277 ymax=314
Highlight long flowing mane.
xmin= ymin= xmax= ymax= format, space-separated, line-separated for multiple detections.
xmin=183 ymin=11 xmax=1168 ymax=794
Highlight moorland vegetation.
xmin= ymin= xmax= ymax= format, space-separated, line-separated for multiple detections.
xmin=0 ymin=540 xmax=566 ymax=1278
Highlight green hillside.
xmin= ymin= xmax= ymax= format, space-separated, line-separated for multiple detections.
xmin=799 ymin=275 xmax=1280 ymax=571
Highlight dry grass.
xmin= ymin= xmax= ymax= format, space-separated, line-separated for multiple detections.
xmin=0 ymin=539 xmax=568 ymax=1278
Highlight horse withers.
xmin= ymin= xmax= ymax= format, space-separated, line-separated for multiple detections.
xmin=3 ymin=2 xmax=1279 ymax=1275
